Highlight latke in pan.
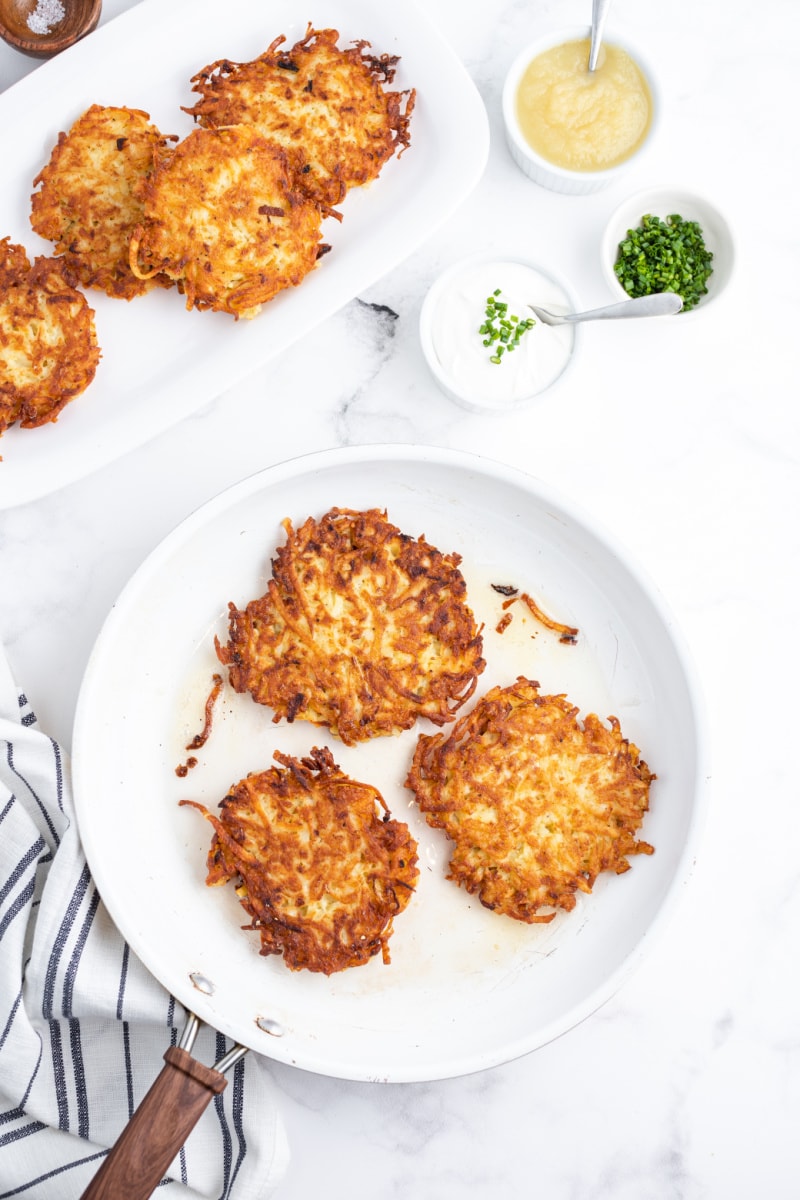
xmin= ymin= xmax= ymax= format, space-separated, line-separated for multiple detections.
xmin=181 ymin=746 xmax=419 ymax=974
xmin=30 ymin=104 xmax=177 ymax=300
xmin=215 ymin=507 xmax=485 ymax=745
xmin=406 ymin=677 xmax=655 ymax=923
xmin=185 ymin=24 xmax=415 ymax=207
xmin=1 ymin=238 xmax=100 ymax=439
xmin=129 ymin=124 xmax=328 ymax=318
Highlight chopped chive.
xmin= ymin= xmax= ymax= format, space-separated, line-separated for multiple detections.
xmin=613 ymin=212 xmax=713 ymax=311
xmin=479 ymin=287 xmax=537 ymax=363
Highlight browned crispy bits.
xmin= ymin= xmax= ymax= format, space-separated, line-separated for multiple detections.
xmin=30 ymin=104 xmax=178 ymax=300
xmin=180 ymin=746 xmax=419 ymax=974
xmin=407 ymin=677 xmax=655 ymax=924
xmin=185 ymin=24 xmax=415 ymax=207
xmin=1 ymin=238 xmax=100 ymax=443
xmin=129 ymin=125 xmax=328 ymax=319
xmin=215 ymin=507 xmax=485 ymax=744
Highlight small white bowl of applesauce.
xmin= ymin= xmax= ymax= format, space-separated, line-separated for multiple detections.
xmin=502 ymin=27 xmax=659 ymax=194
xmin=419 ymin=253 xmax=580 ymax=414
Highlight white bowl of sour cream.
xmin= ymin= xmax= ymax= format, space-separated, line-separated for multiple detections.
xmin=419 ymin=254 xmax=579 ymax=414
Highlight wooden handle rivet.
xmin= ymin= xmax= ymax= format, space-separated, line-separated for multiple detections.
xmin=256 ymin=1016 xmax=284 ymax=1037
xmin=189 ymin=971 xmax=216 ymax=995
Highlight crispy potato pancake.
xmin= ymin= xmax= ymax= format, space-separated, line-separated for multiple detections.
xmin=129 ymin=124 xmax=327 ymax=319
xmin=180 ymin=746 xmax=419 ymax=974
xmin=216 ymin=507 xmax=486 ymax=745
xmin=185 ymin=24 xmax=415 ymax=206
xmin=406 ymin=677 xmax=655 ymax=923
xmin=0 ymin=239 xmax=29 ymax=288
xmin=0 ymin=238 xmax=100 ymax=439
xmin=30 ymin=104 xmax=176 ymax=300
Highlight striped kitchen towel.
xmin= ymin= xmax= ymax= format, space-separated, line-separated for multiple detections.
xmin=0 ymin=647 xmax=289 ymax=1199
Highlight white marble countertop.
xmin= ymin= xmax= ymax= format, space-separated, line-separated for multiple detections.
xmin=1 ymin=0 xmax=797 ymax=1196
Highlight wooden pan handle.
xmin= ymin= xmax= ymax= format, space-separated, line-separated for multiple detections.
xmin=80 ymin=1044 xmax=228 ymax=1200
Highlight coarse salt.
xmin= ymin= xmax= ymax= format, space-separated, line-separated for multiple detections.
xmin=26 ymin=0 xmax=66 ymax=36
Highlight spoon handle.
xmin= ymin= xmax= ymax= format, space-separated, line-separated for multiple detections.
xmin=564 ymin=293 xmax=684 ymax=323
xmin=588 ymin=0 xmax=613 ymax=71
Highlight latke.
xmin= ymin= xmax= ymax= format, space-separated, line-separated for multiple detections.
xmin=0 ymin=238 xmax=100 ymax=439
xmin=185 ymin=24 xmax=415 ymax=207
xmin=30 ymin=104 xmax=177 ymax=300
xmin=406 ymin=677 xmax=655 ymax=923
xmin=215 ymin=507 xmax=485 ymax=745
xmin=129 ymin=124 xmax=327 ymax=318
xmin=180 ymin=746 xmax=419 ymax=974
xmin=0 ymin=239 xmax=29 ymax=287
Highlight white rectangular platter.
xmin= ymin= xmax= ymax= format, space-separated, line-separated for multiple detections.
xmin=0 ymin=0 xmax=488 ymax=507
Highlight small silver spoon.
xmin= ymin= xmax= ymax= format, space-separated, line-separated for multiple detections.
xmin=588 ymin=0 xmax=612 ymax=71
xmin=529 ymin=292 xmax=683 ymax=326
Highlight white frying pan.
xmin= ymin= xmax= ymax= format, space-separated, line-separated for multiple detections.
xmin=72 ymin=445 xmax=707 ymax=1196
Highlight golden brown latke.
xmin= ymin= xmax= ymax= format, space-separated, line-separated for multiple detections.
xmin=0 ymin=238 xmax=100 ymax=439
xmin=129 ymin=124 xmax=328 ymax=319
xmin=215 ymin=507 xmax=486 ymax=745
xmin=0 ymin=239 xmax=29 ymax=288
xmin=406 ymin=677 xmax=655 ymax=924
xmin=180 ymin=746 xmax=419 ymax=974
xmin=30 ymin=104 xmax=177 ymax=300
xmin=185 ymin=24 xmax=415 ymax=207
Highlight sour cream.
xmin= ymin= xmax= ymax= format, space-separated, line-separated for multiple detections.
xmin=422 ymin=259 xmax=576 ymax=412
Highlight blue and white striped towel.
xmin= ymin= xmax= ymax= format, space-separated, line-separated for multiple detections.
xmin=0 ymin=647 xmax=289 ymax=1199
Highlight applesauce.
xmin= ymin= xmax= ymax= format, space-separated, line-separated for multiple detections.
xmin=515 ymin=39 xmax=652 ymax=172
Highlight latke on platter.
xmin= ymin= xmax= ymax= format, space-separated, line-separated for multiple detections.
xmin=180 ymin=746 xmax=419 ymax=974
xmin=406 ymin=677 xmax=655 ymax=923
xmin=30 ymin=104 xmax=177 ymax=300
xmin=129 ymin=124 xmax=328 ymax=318
xmin=1 ymin=238 xmax=100 ymax=440
xmin=185 ymin=24 xmax=415 ymax=207
xmin=215 ymin=507 xmax=486 ymax=745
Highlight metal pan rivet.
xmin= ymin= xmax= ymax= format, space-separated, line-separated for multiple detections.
xmin=256 ymin=1016 xmax=285 ymax=1037
xmin=189 ymin=971 xmax=216 ymax=995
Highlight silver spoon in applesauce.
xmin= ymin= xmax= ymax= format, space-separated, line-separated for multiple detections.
xmin=588 ymin=0 xmax=613 ymax=71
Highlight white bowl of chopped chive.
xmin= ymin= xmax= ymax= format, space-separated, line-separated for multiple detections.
xmin=419 ymin=254 xmax=579 ymax=414
xmin=602 ymin=187 xmax=735 ymax=314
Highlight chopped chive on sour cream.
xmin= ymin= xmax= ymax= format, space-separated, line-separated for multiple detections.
xmin=614 ymin=213 xmax=713 ymax=311
xmin=479 ymin=289 xmax=536 ymax=364
xmin=428 ymin=259 xmax=575 ymax=409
